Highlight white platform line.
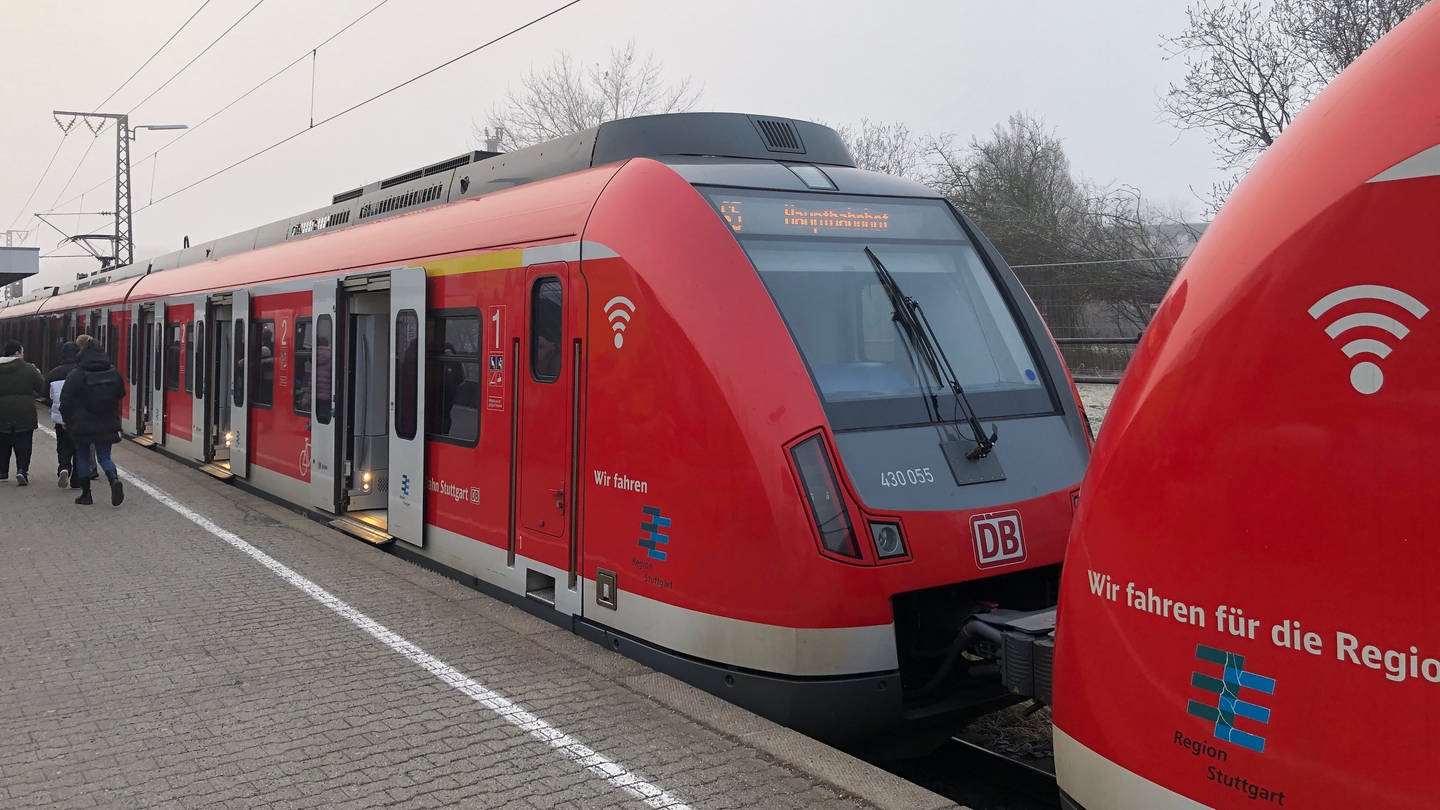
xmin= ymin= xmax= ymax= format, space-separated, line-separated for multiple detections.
xmin=38 ymin=427 xmax=691 ymax=810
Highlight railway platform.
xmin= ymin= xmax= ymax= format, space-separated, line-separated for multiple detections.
xmin=0 ymin=418 xmax=955 ymax=810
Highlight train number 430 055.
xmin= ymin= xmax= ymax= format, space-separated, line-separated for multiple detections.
xmin=880 ymin=467 xmax=934 ymax=487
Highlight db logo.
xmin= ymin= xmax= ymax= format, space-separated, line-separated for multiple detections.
xmin=971 ymin=510 xmax=1026 ymax=568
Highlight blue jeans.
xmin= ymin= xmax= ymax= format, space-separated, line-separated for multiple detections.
xmin=75 ymin=442 xmax=117 ymax=480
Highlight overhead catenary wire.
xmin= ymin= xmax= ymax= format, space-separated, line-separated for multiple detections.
xmin=136 ymin=0 xmax=586 ymax=215
xmin=94 ymin=0 xmax=217 ymax=110
xmin=22 ymin=0 xmax=225 ymax=240
xmin=48 ymin=124 xmax=111 ymax=210
xmin=125 ymin=0 xmax=268 ymax=116
xmin=45 ymin=0 xmax=396 ymax=218
xmin=5 ymin=135 xmax=70 ymax=232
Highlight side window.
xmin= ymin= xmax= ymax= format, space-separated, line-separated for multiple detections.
xmin=184 ymin=321 xmax=194 ymax=394
xmin=233 ymin=318 xmax=246 ymax=407
xmin=165 ymin=323 xmax=181 ymax=391
xmin=252 ymin=319 xmax=275 ymax=408
xmin=195 ymin=323 xmax=206 ymax=399
xmin=107 ymin=325 xmax=119 ymax=364
xmin=395 ymin=310 xmax=419 ymax=440
xmin=293 ymin=317 xmax=312 ymax=416
xmin=425 ymin=312 xmax=481 ymax=445
xmin=315 ymin=315 xmax=333 ymax=425
xmin=529 ymin=277 xmax=562 ymax=383
xmin=128 ymin=324 xmax=137 ymax=377
xmin=153 ymin=323 xmax=163 ymax=391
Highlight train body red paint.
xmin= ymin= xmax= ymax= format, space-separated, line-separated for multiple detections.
xmin=1054 ymin=6 xmax=1440 ymax=807
xmin=1 ymin=114 xmax=1089 ymax=742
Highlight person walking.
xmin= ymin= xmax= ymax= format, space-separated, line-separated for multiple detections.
xmin=0 ymin=338 xmax=46 ymax=486
xmin=59 ymin=340 xmax=126 ymax=506
xmin=46 ymin=340 xmax=81 ymax=487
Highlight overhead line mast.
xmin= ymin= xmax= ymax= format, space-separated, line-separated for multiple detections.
xmin=50 ymin=112 xmax=186 ymax=268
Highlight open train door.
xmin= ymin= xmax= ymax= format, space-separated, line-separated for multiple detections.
xmin=123 ymin=302 xmax=143 ymax=436
xmin=387 ymin=266 xmax=426 ymax=546
xmin=151 ymin=303 xmax=167 ymax=447
xmin=188 ymin=295 xmax=210 ymax=461
xmin=230 ymin=289 xmax=250 ymax=478
xmin=309 ymin=278 xmax=340 ymax=512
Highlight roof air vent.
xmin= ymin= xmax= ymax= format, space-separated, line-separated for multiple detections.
xmin=751 ymin=117 xmax=805 ymax=153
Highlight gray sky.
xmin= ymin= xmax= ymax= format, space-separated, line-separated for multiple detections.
xmin=1 ymin=0 xmax=1224 ymax=290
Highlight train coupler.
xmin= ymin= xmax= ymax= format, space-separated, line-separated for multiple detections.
xmin=970 ymin=607 xmax=1056 ymax=704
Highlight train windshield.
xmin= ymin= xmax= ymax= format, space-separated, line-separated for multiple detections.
xmin=706 ymin=189 xmax=1053 ymax=430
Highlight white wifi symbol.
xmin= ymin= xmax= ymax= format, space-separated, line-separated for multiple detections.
xmin=604 ymin=296 xmax=636 ymax=349
xmin=1308 ymin=285 xmax=1428 ymax=395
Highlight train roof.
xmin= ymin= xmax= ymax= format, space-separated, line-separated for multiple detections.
xmin=0 ymin=113 xmax=868 ymax=317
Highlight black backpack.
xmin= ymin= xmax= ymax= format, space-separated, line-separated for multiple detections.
xmin=83 ymin=368 xmax=123 ymax=415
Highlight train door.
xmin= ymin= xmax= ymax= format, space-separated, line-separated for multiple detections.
xmin=152 ymin=304 xmax=167 ymax=447
xmin=134 ymin=304 xmax=155 ymax=443
xmin=230 ymin=289 xmax=250 ymax=477
xmin=185 ymin=295 xmax=209 ymax=461
xmin=205 ymin=297 xmax=233 ymax=472
xmin=161 ymin=300 xmax=195 ymax=450
xmin=330 ymin=277 xmax=392 ymax=543
xmin=108 ymin=308 xmax=131 ymax=434
xmin=309 ymin=279 xmax=340 ymax=512
xmin=515 ymin=263 xmax=577 ymax=597
xmin=388 ymin=267 xmax=426 ymax=546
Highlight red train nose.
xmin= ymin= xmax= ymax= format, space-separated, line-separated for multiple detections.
xmin=1054 ymin=4 xmax=1440 ymax=808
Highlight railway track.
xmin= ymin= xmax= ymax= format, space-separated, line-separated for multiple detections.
xmin=884 ymin=736 xmax=1059 ymax=810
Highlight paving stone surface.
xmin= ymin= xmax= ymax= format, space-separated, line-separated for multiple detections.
xmin=0 ymin=421 xmax=912 ymax=809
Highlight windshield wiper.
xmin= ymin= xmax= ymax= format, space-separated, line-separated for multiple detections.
xmin=864 ymin=247 xmax=997 ymax=459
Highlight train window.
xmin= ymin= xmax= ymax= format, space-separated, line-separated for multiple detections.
xmin=107 ymin=325 xmax=119 ymax=365
xmin=153 ymin=323 xmax=163 ymax=392
xmin=184 ymin=322 xmax=194 ymax=394
xmin=293 ymin=317 xmax=312 ymax=416
xmin=529 ymin=278 xmax=562 ymax=383
xmin=233 ymin=318 xmax=246 ymax=407
xmin=195 ymin=324 xmax=206 ymax=400
xmin=425 ymin=312 xmax=481 ymax=446
xmin=252 ymin=319 xmax=275 ymax=408
xmin=165 ymin=323 xmax=181 ymax=392
xmin=707 ymin=189 xmax=1055 ymax=428
xmin=395 ymin=310 xmax=419 ymax=440
xmin=129 ymin=324 xmax=138 ymax=378
xmin=315 ymin=316 xmax=332 ymax=425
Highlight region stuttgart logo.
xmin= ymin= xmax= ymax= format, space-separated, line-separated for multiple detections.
xmin=1186 ymin=644 xmax=1276 ymax=753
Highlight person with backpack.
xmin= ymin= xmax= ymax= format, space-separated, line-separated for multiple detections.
xmin=0 ymin=338 xmax=46 ymax=485
xmin=46 ymin=340 xmax=81 ymax=487
xmin=59 ymin=340 xmax=126 ymax=506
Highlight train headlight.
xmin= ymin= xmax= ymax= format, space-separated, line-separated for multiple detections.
xmin=361 ymin=470 xmax=373 ymax=492
xmin=790 ymin=436 xmax=861 ymax=559
xmin=869 ymin=521 xmax=907 ymax=559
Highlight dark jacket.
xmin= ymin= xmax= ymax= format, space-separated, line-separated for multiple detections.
xmin=59 ymin=344 xmax=127 ymax=445
xmin=46 ymin=342 xmax=81 ymax=424
xmin=0 ymin=354 xmax=46 ymax=431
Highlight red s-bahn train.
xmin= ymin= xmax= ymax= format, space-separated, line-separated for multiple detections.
xmin=1 ymin=113 xmax=1089 ymax=743
xmin=1054 ymin=4 xmax=1439 ymax=807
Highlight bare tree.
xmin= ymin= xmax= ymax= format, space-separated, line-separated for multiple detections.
xmin=932 ymin=113 xmax=1188 ymax=337
xmin=932 ymin=113 xmax=1093 ymax=267
xmin=1278 ymin=0 xmax=1429 ymax=81
xmin=1163 ymin=0 xmax=1428 ymax=209
xmin=479 ymin=42 xmax=700 ymax=151
xmin=832 ymin=119 xmax=929 ymax=180
xmin=1161 ymin=2 xmax=1307 ymax=171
